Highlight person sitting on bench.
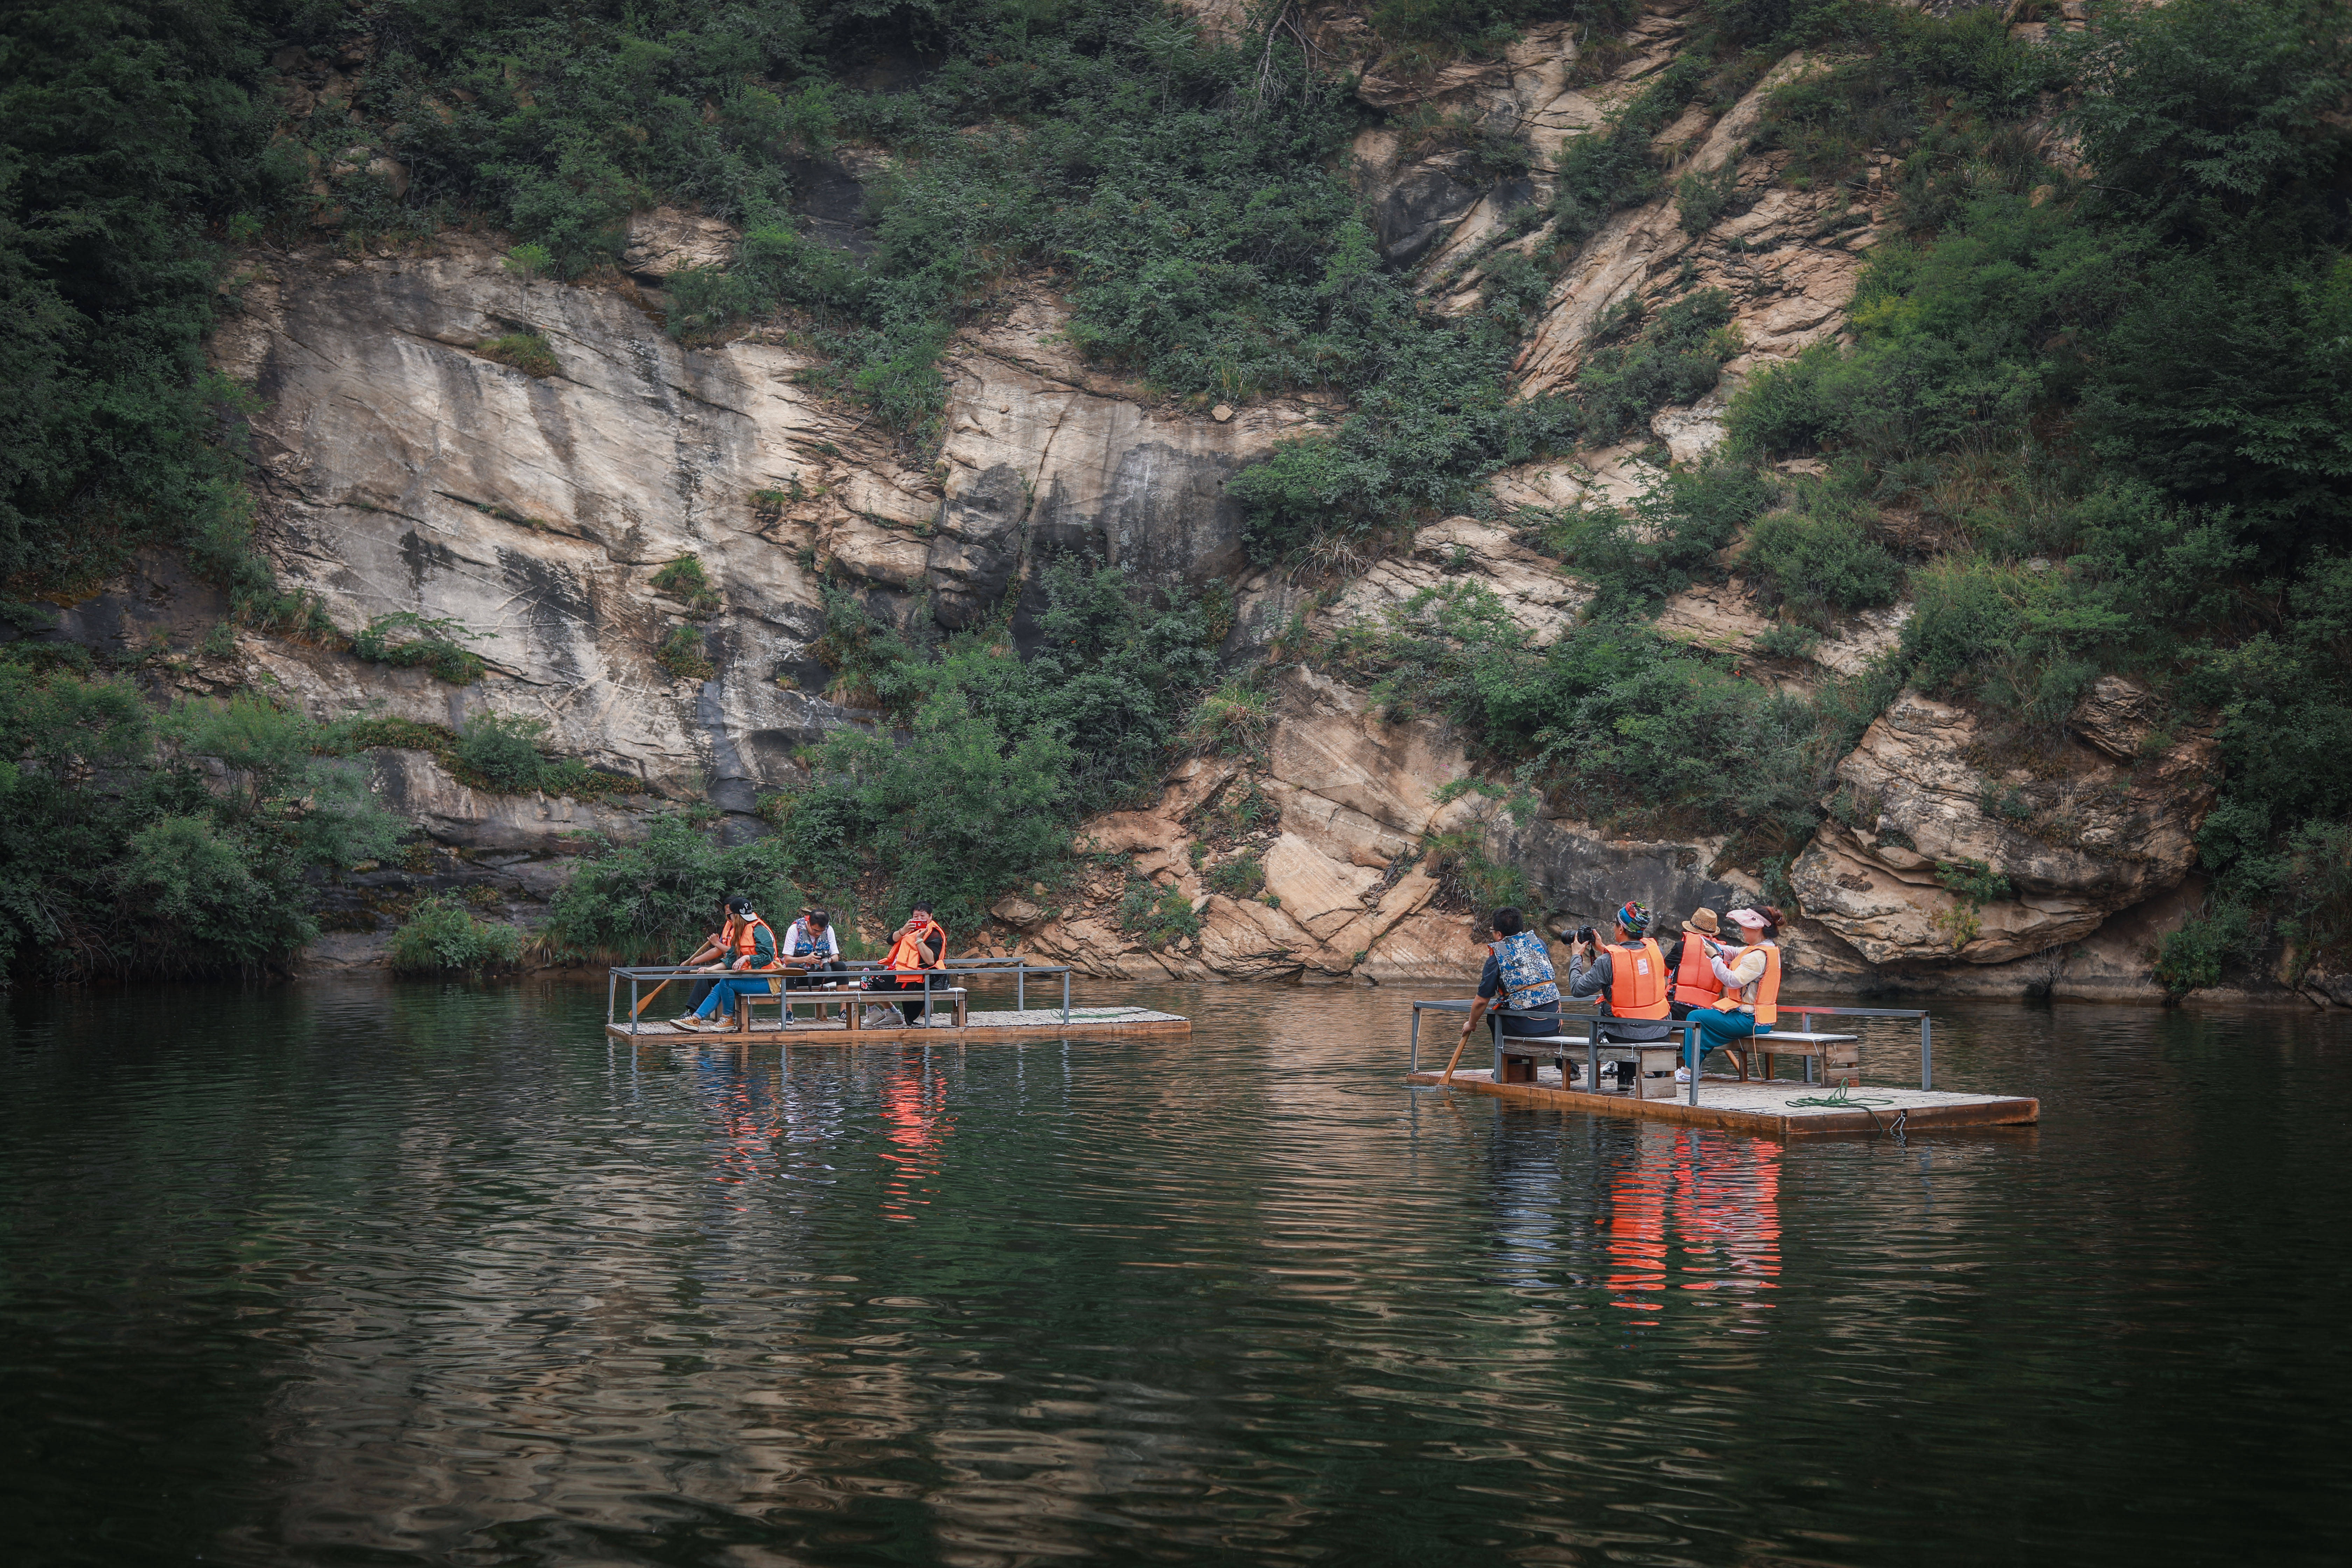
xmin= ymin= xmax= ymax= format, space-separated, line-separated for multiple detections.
xmin=1687 ymin=905 xmax=1784 ymax=1076
xmin=1566 ymin=902 xmax=1675 ymax=1046
xmin=673 ymin=896 xmax=781 ymax=1030
xmin=1457 ymin=905 xmax=1561 ymax=1054
xmin=1662 ymin=906 xmax=1728 ymax=1022
xmin=871 ymin=901 xmax=947 ymax=1026
xmin=782 ymin=906 xmax=845 ymax=985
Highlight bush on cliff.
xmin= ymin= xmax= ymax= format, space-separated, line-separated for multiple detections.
xmin=388 ymin=895 xmax=523 ymax=975
xmin=0 ymin=673 xmax=401 ymax=982
xmin=542 ymin=813 xmax=804 ymax=966
xmin=767 ymin=559 xmax=1220 ymax=930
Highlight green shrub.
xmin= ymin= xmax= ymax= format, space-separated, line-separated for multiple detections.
xmin=651 ymin=554 xmax=721 ymax=615
xmin=1118 ymin=875 xmax=1200 ymax=950
xmin=353 ymin=612 xmax=488 ymax=685
xmin=476 ymin=332 xmax=559 ymax=378
xmin=1934 ymin=857 xmax=2012 ymax=905
xmin=1755 ymin=621 xmax=1820 ymax=659
xmin=1576 ymin=291 xmax=1736 ymax=444
xmin=1370 ymin=0 xmax=1635 ymax=56
xmin=455 ymin=713 xmax=552 ymax=793
xmin=1745 ymin=504 xmax=1903 ymax=614
xmin=656 ymin=625 xmax=716 ymax=681
xmin=1227 ymin=250 xmax=1576 ymax=560
xmin=1675 ymin=163 xmax=1749 ymax=237
xmin=1338 ymin=584 xmax=1822 ymax=842
xmin=1422 ymin=828 xmax=1533 ymax=912
xmin=1205 ymin=853 xmax=1266 ymax=898
xmin=1181 ymin=677 xmax=1275 ymax=760
xmin=544 ymin=813 xmax=805 ymax=965
xmin=0 ymin=1 xmax=291 ymax=602
xmin=1536 ymin=456 xmax=1772 ymax=611
xmin=1551 ymin=51 xmax=1716 ymax=244
xmin=388 ymin=896 xmax=524 ymax=975
xmin=2151 ymin=900 xmax=2255 ymax=998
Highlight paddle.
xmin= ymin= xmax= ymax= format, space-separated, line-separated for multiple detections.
xmin=1440 ymin=999 xmax=1488 ymax=1083
xmin=632 ymin=957 xmax=701 ymax=1019
xmin=639 ymin=957 xmax=820 ymax=1026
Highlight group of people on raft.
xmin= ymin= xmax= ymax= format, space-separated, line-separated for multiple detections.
xmin=1457 ymin=898 xmax=1786 ymax=1083
xmin=665 ymin=896 xmax=950 ymax=1031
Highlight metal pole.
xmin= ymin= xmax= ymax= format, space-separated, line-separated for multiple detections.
xmin=1061 ymin=971 xmax=1070 ymax=1026
xmin=630 ymin=975 xmax=640 ymax=1037
xmin=1410 ymin=1007 xmax=1421 ymax=1072
xmin=1686 ymin=1024 xmax=1698 ymax=1105
xmin=1490 ymin=1014 xmax=1503 ymax=1080
xmin=607 ymin=970 xmax=617 ymax=1028
xmin=1017 ymin=963 xmax=1025 ymax=1013
xmin=1921 ymin=1013 xmax=1933 ymax=1091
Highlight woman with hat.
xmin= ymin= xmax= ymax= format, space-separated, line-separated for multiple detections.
xmin=1685 ymin=905 xmax=1787 ymax=1078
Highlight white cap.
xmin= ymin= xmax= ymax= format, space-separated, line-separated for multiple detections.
xmin=1727 ymin=908 xmax=1771 ymax=929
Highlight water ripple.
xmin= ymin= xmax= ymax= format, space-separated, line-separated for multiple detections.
xmin=1 ymin=978 xmax=2347 ymax=1566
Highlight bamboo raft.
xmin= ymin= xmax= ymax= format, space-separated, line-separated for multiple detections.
xmin=604 ymin=959 xmax=1191 ymax=1046
xmin=1407 ymin=1000 xmax=2038 ymax=1138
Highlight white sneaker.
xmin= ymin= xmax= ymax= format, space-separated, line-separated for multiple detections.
xmin=1674 ymin=1066 xmax=1691 ymax=1084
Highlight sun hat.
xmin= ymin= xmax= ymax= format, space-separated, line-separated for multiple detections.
xmin=1727 ymin=908 xmax=1771 ymax=929
xmin=1682 ymin=908 xmax=1720 ymax=936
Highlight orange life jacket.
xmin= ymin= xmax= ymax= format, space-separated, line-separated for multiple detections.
xmin=725 ymin=915 xmax=779 ymax=970
xmin=1673 ymin=936 xmax=1725 ymax=1007
xmin=1603 ymin=937 xmax=1670 ymax=1019
xmin=1715 ymin=940 xmax=1781 ymax=1024
xmin=884 ymin=917 xmax=945 ymax=974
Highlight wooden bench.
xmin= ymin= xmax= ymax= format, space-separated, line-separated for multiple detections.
xmin=1499 ymin=1028 xmax=1862 ymax=1092
xmin=1492 ymin=1033 xmax=1685 ymax=1100
xmin=1704 ymin=1029 xmax=1860 ymax=1084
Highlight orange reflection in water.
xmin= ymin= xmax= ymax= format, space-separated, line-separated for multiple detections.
xmin=706 ymin=1058 xmax=789 ymax=1195
xmin=1602 ymin=1127 xmax=1781 ymax=1321
xmin=876 ymin=1055 xmax=954 ymax=1221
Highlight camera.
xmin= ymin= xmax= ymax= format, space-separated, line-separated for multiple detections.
xmin=1574 ymin=925 xmax=1598 ymax=946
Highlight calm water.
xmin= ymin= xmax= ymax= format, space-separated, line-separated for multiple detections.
xmin=2 ymin=979 xmax=2346 ymax=1567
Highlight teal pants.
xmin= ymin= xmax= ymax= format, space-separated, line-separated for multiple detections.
xmin=1687 ymin=1009 xmax=1771 ymax=1058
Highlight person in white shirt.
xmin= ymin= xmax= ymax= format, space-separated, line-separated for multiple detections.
xmin=780 ymin=907 xmax=846 ymax=995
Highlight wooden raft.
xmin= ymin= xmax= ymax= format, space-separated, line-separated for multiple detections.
xmin=606 ymin=1005 xmax=1192 ymax=1047
xmin=1409 ymin=1065 xmax=2038 ymax=1138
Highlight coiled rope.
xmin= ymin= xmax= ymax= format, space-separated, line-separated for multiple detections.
xmin=1785 ymin=1082 xmax=1902 ymax=1138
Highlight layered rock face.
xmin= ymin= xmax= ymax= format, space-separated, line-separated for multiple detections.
xmin=1791 ymin=689 xmax=2216 ymax=965
xmin=209 ymin=242 xmax=1312 ymax=819
xmin=149 ymin=0 xmax=2218 ymax=995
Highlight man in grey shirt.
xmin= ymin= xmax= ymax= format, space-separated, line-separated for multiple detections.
xmin=1566 ymin=900 xmax=1677 ymax=1044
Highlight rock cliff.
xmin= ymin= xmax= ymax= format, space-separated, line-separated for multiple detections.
xmin=108 ymin=0 xmax=2208 ymax=995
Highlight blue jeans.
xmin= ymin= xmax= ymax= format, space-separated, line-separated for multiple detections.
xmin=693 ymin=976 xmax=775 ymax=1018
xmin=1687 ymin=1009 xmax=1771 ymax=1059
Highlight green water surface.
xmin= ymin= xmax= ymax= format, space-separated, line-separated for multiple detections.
xmin=2 ymin=980 xmax=2345 ymax=1566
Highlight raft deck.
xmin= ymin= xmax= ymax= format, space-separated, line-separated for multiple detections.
xmin=1407 ymin=1063 xmax=2037 ymax=1137
xmin=606 ymin=1005 xmax=1191 ymax=1046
